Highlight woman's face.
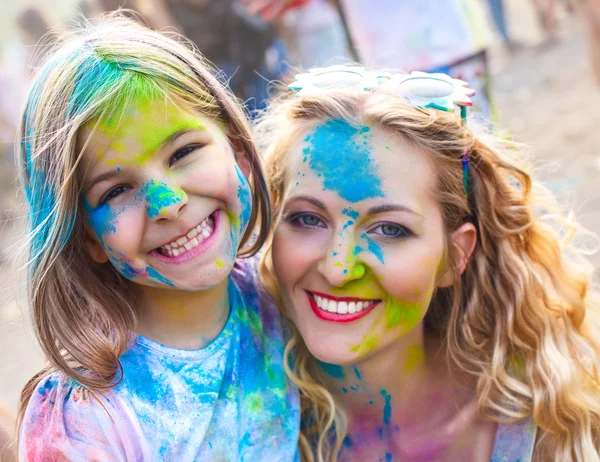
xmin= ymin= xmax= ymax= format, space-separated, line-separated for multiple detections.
xmin=79 ymin=96 xmax=251 ymax=291
xmin=272 ymin=119 xmax=449 ymax=365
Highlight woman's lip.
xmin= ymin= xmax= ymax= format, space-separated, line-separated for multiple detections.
xmin=310 ymin=290 xmax=380 ymax=303
xmin=149 ymin=210 xmax=221 ymax=265
xmin=306 ymin=291 xmax=380 ymax=323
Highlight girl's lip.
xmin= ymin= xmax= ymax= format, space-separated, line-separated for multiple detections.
xmin=306 ymin=291 xmax=380 ymax=323
xmin=150 ymin=210 xmax=221 ymax=265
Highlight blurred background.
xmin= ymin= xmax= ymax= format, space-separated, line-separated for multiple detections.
xmin=0 ymin=0 xmax=599 ymax=459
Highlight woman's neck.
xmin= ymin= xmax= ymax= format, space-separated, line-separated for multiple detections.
xmin=136 ymin=279 xmax=230 ymax=350
xmin=321 ymin=329 xmax=481 ymax=459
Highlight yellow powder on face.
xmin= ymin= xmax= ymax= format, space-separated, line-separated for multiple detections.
xmin=402 ymin=345 xmax=425 ymax=374
xmin=215 ymin=259 xmax=224 ymax=268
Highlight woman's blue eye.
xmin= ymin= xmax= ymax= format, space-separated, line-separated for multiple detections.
xmin=169 ymin=145 xmax=199 ymax=166
xmin=289 ymin=213 xmax=325 ymax=229
xmin=100 ymin=185 xmax=129 ymax=204
xmin=373 ymin=223 xmax=411 ymax=238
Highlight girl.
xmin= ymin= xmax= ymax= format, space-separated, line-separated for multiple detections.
xmin=17 ymin=15 xmax=299 ymax=461
xmin=256 ymin=66 xmax=600 ymax=461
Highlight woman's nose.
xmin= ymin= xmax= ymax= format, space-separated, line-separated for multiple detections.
xmin=143 ymin=179 xmax=188 ymax=221
xmin=316 ymin=232 xmax=366 ymax=288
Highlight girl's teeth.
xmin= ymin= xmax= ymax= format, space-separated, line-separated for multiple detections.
xmin=159 ymin=215 xmax=215 ymax=257
xmin=313 ymin=295 xmax=376 ymax=315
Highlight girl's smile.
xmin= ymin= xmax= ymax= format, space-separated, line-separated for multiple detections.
xmin=80 ymin=94 xmax=251 ymax=291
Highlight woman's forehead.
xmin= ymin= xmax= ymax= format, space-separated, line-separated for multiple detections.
xmin=286 ymin=120 xmax=436 ymax=212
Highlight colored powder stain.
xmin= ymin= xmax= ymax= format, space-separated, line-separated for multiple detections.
xmin=353 ymin=245 xmax=365 ymax=256
xmin=116 ymin=167 xmax=121 ymax=172
xmin=385 ymin=299 xmax=422 ymax=329
xmin=381 ymin=390 xmax=392 ymax=424
xmin=350 ymin=384 xmax=358 ymax=391
xmin=303 ymin=120 xmax=383 ymax=203
xmin=84 ymin=201 xmax=118 ymax=237
xmin=332 ymin=252 xmax=338 ymax=257
xmin=142 ymin=180 xmax=185 ymax=219
xmin=318 ymin=361 xmax=346 ymax=379
xmin=353 ymin=365 xmax=362 ymax=380
xmin=343 ymin=437 xmax=353 ymax=448
xmin=361 ymin=233 xmax=385 ymax=264
xmin=385 ymin=146 xmax=390 ymax=151
xmin=146 ymin=266 xmax=175 ymax=287
xmin=215 ymin=259 xmax=224 ymax=268
xmin=342 ymin=208 xmax=359 ymax=220
xmin=377 ymin=428 xmax=384 ymax=440
xmin=403 ymin=345 xmax=425 ymax=374
xmin=111 ymin=257 xmax=148 ymax=280
xmin=342 ymin=387 xmax=348 ymax=393
xmin=334 ymin=262 xmax=344 ymax=268
xmin=342 ymin=220 xmax=354 ymax=231
xmin=296 ymin=182 xmax=299 ymax=186
xmin=386 ymin=453 xmax=393 ymax=461
xmin=343 ymin=269 xmax=348 ymax=274
xmin=235 ymin=165 xmax=252 ymax=233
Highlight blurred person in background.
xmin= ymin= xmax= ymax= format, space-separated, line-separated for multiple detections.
xmin=336 ymin=0 xmax=494 ymax=120
xmin=486 ymin=0 xmax=519 ymax=50
xmin=572 ymin=0 xmax=600 ymax=85
xmin=131 ymin=0 xmax=293 ymax=113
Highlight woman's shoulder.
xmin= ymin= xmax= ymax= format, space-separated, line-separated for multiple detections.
xmin=19 ymin=371 xmax=145 ymax=461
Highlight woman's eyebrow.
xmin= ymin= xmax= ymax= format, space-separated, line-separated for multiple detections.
xmin=367 ymin=203 xmax=424 ymax=218
xmin=285 ymin=194 xmax=327 ymax=210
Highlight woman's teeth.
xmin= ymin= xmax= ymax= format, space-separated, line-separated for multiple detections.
xmin=160 ymin=215 xmax=214 ymax=257
xmin=312 ymin=294 xmax=378 ymax=314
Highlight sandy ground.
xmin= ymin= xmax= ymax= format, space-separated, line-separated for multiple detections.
xmin=0 ymin=5 xmax=598 ymax=433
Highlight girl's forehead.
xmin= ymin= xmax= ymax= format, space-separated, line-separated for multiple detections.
xmin=287 ymin=120 xmax=436 ymax=210
xmin=80 ymin=96 xmax=221 ymax=167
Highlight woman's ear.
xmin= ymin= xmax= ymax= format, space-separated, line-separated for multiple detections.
xmin=84 ymin=230 xmax=109 ymax=264
xmin=437 ymin=222 xmax=477 ymax=288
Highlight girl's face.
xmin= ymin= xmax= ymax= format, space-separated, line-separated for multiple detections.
xmin=272 ymin=120 xmax=451 ymax=365
xmin=80 ymin=96 xmax=252 ymax=291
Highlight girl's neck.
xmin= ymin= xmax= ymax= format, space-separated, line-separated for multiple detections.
xmin=137 ymin=279 xmax=230 ymax=350
xmin=322 ymin=329 xmax=480 ymax=458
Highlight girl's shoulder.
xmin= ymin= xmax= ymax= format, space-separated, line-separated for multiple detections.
xmin=19 ymin=372 xmax=145 ymax=461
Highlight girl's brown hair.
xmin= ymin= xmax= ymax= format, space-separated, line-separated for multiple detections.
xmin=256 ymin=86 xmax=600 ymax=461
xmin=17 ymin=12 xmax=270 ymax=435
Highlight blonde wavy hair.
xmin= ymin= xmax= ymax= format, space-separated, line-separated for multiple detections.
xmin=255 ymin=86 xmax=600 ymax=461
xmin=16 ymin=13 xmax=270 ymax=439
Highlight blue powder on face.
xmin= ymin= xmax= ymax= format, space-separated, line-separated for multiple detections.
xmin=353 ymin=366 xmax=362 ymax=380
xmin=342 ymin=220 xmax=354 ymax=231
xmin=386 ymin=453 xmax=393 ymax=461
xmin=361 ymin=233 xmax=385 ymax=264
xmin=381 ymin=390 xmax=392 ymax=424
xmin=235 ymin=165 xmax=252 ymax=234
xmin=84 ymin=201 xmax=118 ymax=239
xmin=342 ymin=208 xmax=359 ymax=220
xmin=304 ymin=120 xmax=383 ymax=203
xmin=147 ymin=267 xmax=175 ymax=287
xmin=318 ymin=361 xmax=346 ymax=379
xmin=142 ymin=180 xmax=185 ymax=219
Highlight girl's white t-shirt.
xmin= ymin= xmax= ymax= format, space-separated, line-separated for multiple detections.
xmin=19 ymin=257 xmax=300 ymax=461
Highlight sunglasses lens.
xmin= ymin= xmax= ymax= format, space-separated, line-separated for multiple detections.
xmin=312 ymin=70 xmax=363 ymax=90
xmin=399 ymin=77 xmax=454 ymax=98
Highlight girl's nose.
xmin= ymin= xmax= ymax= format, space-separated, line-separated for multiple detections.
xmin=317 ymin=233 xmax=366 ymax=288
xmin=143 ymin=180 xmax=188 ymax=221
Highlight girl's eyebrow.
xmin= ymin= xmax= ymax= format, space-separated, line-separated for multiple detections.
xmin=85 ymin=169 xmax=121 ymax=192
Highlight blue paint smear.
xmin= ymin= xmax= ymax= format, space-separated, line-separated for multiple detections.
xmin=142 ymin=180 xmax=184 ymax=219
xmin=361 ymin=232 xmax=385 ymax=264
xmin=342 ymin=208 xmax=359 ymax=220
xmin=353 ymin=366 xmax=362 ymax=380
xmin=381 ymin=390 xmax=392 ymax=424
xmin=147 ymin=266 xmax=175 ymax=287
xmin=84 ymin=201 xmax=118 ymax=238
xmin=303 ymin=120 xmax=383 ymax=203
xmin=235 ymin=164 xmax=252 ymax=234
xmin=318 ymin=361 xmax=346 ymax=379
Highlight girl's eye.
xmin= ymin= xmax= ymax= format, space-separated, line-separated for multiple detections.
xmin=100 ymin=185 xmax=129 ymax=204
xmin=288 ymin=213 xmax=326 ymax=229
xmin=371 ymin=223 xmax=412 ymax=239
xmin=169 ymin=145 xmax=200 ymax=166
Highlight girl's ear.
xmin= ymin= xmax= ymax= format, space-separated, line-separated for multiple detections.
xmin=84 ymin=230 xmax=109 ymax=264
xmin=437 ymin=222 xmax=477 ymax=288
